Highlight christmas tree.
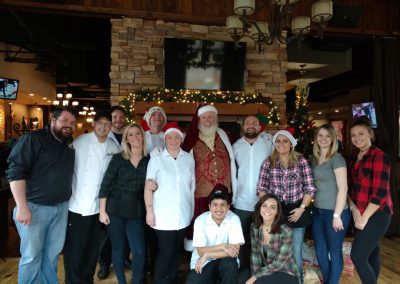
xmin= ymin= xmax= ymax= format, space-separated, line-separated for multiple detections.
xmin=289 ymin=82 xmax=315 ymax=158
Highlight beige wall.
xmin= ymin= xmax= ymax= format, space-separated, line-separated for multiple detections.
xmin=0 ymin=43 xmax=56 ymax=106
xmin=0 ymin=43 xmax=55 ymax=139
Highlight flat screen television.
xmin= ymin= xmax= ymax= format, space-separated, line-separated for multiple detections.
xmin=0 ymin=77 xmax=19 ymax=100
xmin=164 ymin=38 xmax=246 ymax=91
xmin=352 ymin=101 xmax=378 ymax=128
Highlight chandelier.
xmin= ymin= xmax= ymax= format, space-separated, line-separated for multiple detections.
xmin=226 ymin=0 xmax=333 ymax=51
xmin=53 ymin=92 xmax=79 ymax=107
xmin=79 ymin=106 xmax=96 ymax=122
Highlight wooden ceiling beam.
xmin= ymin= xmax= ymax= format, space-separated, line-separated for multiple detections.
xmin=1 ymin=0 xmax=398 ymax=36
xmin=0 ymin=0 xmax=224 ymax=25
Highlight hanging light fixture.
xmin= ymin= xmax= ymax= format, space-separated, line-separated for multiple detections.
xmin=79 ymin=105 xmax=96 ymax=123
xmin=53 ymin=92 xmax=79 ymax=107
xmin=311 ymin=0 xmax=333 ymax=38
xmin=226 ymin=0 xmax=333 ymax=52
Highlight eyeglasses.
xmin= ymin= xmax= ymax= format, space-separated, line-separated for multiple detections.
xmin=95 ymin=121 xmax=112 ymax=127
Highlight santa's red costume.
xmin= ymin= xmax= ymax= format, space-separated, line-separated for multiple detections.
xmin=182 ymin=104 xmax=237 ymax=249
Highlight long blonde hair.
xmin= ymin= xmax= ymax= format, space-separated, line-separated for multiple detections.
xmin=121 ymin=123 xmax=147 ymax=159
xmin=312 ymin=124 xmax=338 ymax=163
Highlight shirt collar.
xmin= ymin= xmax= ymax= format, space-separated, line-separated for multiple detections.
xmin=236 ymin=134 xmax=266 ymax=145
xmin=205 ymin=211 xmax=228 ymax=226
xmin=161 ymin=147 xmax=184 ymax=158
xmin=45 ymin=126 xmax=69 ymax=144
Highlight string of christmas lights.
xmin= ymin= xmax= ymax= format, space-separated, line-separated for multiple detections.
xmin=119 ymin=88 xmax=280 ymax=125
xmin=289 ymin=82 xmax=315 ymax=157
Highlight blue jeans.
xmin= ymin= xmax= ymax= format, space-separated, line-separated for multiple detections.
xmin=312 ymin=208 xmax=351 ymax=284
xmin=107 ymin=214 xmax=145 ymax=284
xmin=292 ymin=226 xmax=306 ymax=283
xmin=13 ymin=201 xmax=69 ymax=284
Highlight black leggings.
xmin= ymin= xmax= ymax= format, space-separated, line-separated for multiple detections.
xmin=351 ymin=210 xmax=391 ymax=284
xmin=153 ymin=227 xmax=187 ymax=284
xmin=255 ymin=272 xmax=298 ymax=284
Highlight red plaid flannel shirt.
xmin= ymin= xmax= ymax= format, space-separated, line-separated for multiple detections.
xmin=256 ymin=156 xmax=316 ymax=202
xmin=349 ymin=146 xmax=393 ymax=215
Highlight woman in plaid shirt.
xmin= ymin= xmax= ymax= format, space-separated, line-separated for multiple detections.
xmin=347 ymin=117 xmax=393 ymax=284
xmin=246 ymin=194 xmax=299 ymax=284
xmin=257 ymin=130 xmax=316 ymax=283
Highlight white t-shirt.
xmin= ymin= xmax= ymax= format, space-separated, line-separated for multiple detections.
xmin=145 ymin=131 xmax=165 ymax=154
xmin=190 ymin=210 xmax=245 ymax=269
xmin=233 ymin=133 xmax=273 ymax=211
xmin=146 ymin=148 xmax=195 ymax=230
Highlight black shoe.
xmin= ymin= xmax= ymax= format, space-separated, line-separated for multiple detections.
xmin=124 ymin=258 xmax=132 ymax=269
xmin=97 ymin=265 xmax=110 ymax=279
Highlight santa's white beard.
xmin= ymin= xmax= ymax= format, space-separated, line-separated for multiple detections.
xmin=198 ymin=124 xmax=218 ymax=137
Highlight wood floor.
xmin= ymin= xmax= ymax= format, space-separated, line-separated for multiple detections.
xmin=1 ymin=236 xmax=400 ymax=283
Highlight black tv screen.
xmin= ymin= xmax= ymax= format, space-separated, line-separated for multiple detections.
xmin=164 ymin=38 xmax=246 ymax=91
xmin=352 ymin=102 xmax=378 ymax=128
xmin=0 ymin=77 xmax=19 ymax=100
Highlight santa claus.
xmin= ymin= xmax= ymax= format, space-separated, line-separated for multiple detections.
xmin=182 ymin=104 xmax=237 ymax=249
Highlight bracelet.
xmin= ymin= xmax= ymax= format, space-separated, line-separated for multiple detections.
xmin=349 ymin=205 xmax=355 ymax=211
xmin=300 ymin=204 xmax=306 ymax=209
xmin=333 ymin=213 xmax=340 ymax=218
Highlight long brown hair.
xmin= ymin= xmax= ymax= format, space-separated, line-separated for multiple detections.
xmin=268 ymin=148 xmax=302 ymax=168
xmin=253 ymin=194 xmax=283 ymax=234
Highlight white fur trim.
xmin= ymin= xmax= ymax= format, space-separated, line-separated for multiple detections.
xmin=164 ymin=127 xmax=183 ymax=139
xmin=197 ymin=105 xmax=218 ymax=117
xmin=184 ymin=238 xmax=193 ymax=252
xmin=273 ymin=130 xmax=297 ymax=148
xmin=143 ymin=106 xmax=167 ymax=128
xmin=216 ymin=128 xmax=237 ymax=205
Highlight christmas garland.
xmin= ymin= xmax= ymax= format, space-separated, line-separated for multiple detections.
xmin=120 ymin=88 xmax=280 ymax=125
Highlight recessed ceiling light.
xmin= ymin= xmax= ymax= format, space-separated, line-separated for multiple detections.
xmin=47 ymin=100 xmax=51 ymax=103
xmin=318 ymin=112 xmax=322 ymax=115
xmin=43 ymin=97 xmax=47 ymax=100
xmin=335 ymin=109 xmax=339 ymax=113
xmin=9 ymin=102 xmax=13 ymax=105
xmin=29 ymin=93 xmax=34 ymax=96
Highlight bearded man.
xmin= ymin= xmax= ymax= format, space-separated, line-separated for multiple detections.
xmin=182 ymin=105 xmax=237 ymax=248
xmin=232 ymin=115 xmax=273 ymax=269
xmin=7 ymin=107 xmax=77 ymax=283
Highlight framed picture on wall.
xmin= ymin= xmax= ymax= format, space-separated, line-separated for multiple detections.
xmin=331 ymin=120 xmax=347 ymax=155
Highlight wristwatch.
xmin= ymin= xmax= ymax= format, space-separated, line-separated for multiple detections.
xmin=300 ymin=204 xmax=306 ymax=209
xmin=333 ymin=213 xmax=340 ymax=218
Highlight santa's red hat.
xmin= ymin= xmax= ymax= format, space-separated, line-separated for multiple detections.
xmin=182 ymin=104 xmax=217 ymax=152
xmin=163 ymin=121 xmax=183 ymax=139
xmin=141 ymin=106 xmax=167 ymax=131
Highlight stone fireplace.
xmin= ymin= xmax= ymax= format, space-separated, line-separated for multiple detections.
xmin=109 ymin=17 xmax=288 ymax=125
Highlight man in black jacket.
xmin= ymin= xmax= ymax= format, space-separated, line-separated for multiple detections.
xmin=8 ymin=107 xmax=76 ymax=284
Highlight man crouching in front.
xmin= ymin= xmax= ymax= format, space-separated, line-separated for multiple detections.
xmin=186 ymin=185 xmax=245 ymax=284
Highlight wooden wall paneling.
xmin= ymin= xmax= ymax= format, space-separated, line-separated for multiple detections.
xmin=176 ymin=0 xmax=192 ymax=15
xmin=191 ymin=0 xmax=228 ymax=18
xmin=1 ymin=0 xmax=398 ymax=35
xmin=159 ymin=0 xmax=179 ymax=14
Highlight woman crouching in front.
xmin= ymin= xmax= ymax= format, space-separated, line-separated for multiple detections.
xmin=246 ymin=194 xmax=299 ymax=284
